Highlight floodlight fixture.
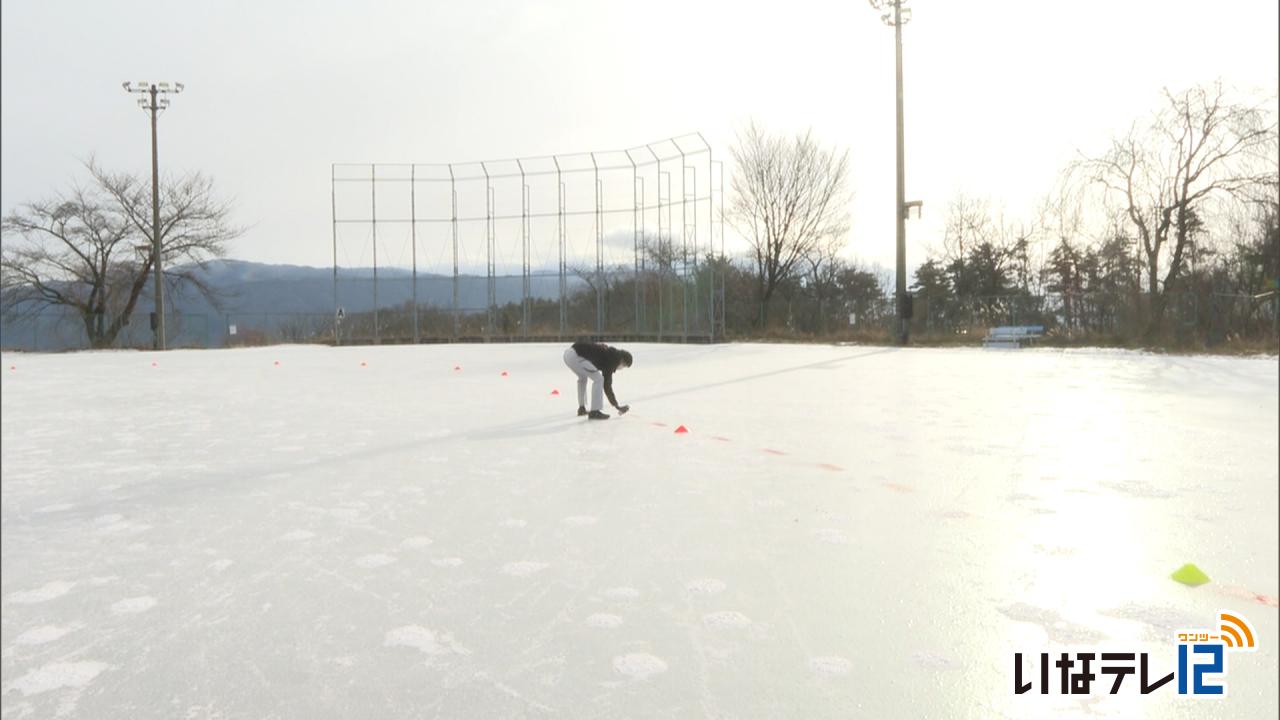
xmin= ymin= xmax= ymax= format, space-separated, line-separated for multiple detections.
xmin=868 ymin=0 xmax=911 ymax=26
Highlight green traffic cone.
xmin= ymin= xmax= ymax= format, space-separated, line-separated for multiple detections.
xmin=1171 ymin=563 xmax=1210 ymax=587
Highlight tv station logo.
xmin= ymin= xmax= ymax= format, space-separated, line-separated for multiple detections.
xmin=1013 ymin=611 xmax=1257 ymax=697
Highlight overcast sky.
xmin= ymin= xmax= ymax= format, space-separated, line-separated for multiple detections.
xmin=2 ymin=0 xmax=1277 ymax=276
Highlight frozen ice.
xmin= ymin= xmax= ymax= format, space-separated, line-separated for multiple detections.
xmin=1 ymin=342 xmax=1276 ymax=718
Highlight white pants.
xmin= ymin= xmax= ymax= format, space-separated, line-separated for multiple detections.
xmin=563 ymin=347 xmax=604 ymax=411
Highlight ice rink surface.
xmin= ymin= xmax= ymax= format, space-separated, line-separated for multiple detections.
xmin=2 ymin=342 xmax=1277 ymax=719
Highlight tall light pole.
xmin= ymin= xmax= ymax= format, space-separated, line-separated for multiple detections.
xmin=869 ymin=0 xmax=917 ymax=345
xmin=123 ymin=80 xmax=184 ymax=350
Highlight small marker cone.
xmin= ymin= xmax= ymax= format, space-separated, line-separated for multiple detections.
xmin=360 ymin=361 xmax=367 ymax=367
xmin=550 ymin=389 xmax=560 ymax=395
xmin=1171 ymin=563 xmax=1210 ymax=587
xmin=501 ymin=371 xmax=509 ymax=377
xmin=454 ymin=365 xmax=461 ymax=371
xmin=9 ymin=365 xmax=14 ymax=371
xmin=274 ymin=360 xmax=280 ymax=366
xmin=674 ymin=425 xmax=689 ymax=434
xmin=151 ymin=362 xmax=158 ymax=367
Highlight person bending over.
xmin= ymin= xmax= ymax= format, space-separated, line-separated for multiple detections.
xmin=562 ymin=342 xmax=632 ymax=420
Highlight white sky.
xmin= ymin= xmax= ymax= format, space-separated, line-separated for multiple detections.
xmin=2 ymin=0 xmax=1277 ymax=275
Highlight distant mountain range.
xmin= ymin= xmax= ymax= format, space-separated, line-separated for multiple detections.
xmin=182 ymin=259 xmax=575 ymax=315
xmin=1 ymin=259 xmax=586 ymax=350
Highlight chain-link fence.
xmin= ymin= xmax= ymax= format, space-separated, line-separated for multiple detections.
xmin=3 ymin=282 xmax=1274 ymax=352
xmin=1 ymin=312 xmax=214 ymax=351
xmin=0 ymin=266 xmax=725 ymax=350
xmin=899 ymin=291 xmax=1278 ymax=345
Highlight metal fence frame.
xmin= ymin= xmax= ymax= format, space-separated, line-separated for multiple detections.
xmin=331 ymin=134 xmax=726 ymax=344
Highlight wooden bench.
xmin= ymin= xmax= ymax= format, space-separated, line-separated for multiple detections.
xmin=982 ymin=325 xmax=1044 ymax=349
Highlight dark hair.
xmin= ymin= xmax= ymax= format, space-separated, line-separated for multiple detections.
xmin=619 ymin=350 xmax=633 ymax=368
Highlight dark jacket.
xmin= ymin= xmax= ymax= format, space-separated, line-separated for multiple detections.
xmin=571 ymin=342 xmax=626 ymax=408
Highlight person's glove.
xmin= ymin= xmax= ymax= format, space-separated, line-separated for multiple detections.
xmin=617 ymin=405 xmax=630 ymax=415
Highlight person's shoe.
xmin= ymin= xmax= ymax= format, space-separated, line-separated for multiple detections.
xmin=577 ymin=406 xmax=588 ymax=417
xmin=587 ymin=410 xmax=610 ymax=420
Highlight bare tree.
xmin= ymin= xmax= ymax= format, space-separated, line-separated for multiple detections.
xmin=1 ymin=160 xmax=241 ymax=348
xmin=802 ymin=234 xmax=845 ymax=334
xmin=940 ymin=194 xmax=996 ymax=294
xmin=727 ymin=122 xmax=851 ymax=325
xmin=1078 ymin=81 xmax=1277 ymax=334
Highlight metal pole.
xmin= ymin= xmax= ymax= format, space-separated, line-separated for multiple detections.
xmin=659 ymin=171 xmax=670 ymax=342
xmin=450 ymin=164 xmax=459 ymax=338
xmin=718 ymin=161 xmax=725 ymax=338
xmin=411 ymin=165 xmax=419 ymax=343
xmin=331 ymin=164 xmax=339 ymax=345
xmin=638 ymin=175 xmax=646 ymax=334
xmin=371 ymin=163 xmax=379 ymax=344
xmin=591 ymin=152 xmax=603 ymax=335
xmin=555 ymin=157 xmax=566 ymax=337
xmin=482 ymin=162 xmax=494 ymax=338
xmin=893 ymin=0 xmax=909 ymax=345
xmin=148 ymin=85 xmax=166 ymax=351
xmin=690 ymin=164 xmax=699 ymax=339
xmin=678 ymin=144 xmax=689 ymax=342
xmin=647 ymin=143 xmax=663 ymax=342
xmin=626 ymin=150 xmax=640 ymax=335
xmin=517 ymin=159 xmax=530 ymax=336
xmin=701 ymin=135 xmax=714 ymax=342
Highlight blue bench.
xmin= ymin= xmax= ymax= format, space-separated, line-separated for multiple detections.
xmin=983 ymin=325 xmax=1045 ymax=349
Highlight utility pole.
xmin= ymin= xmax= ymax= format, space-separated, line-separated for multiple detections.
xmin=869 ymin=1 xmax=919 ymax=345
xmin=123 ymin=81 xmax=184 ymax=350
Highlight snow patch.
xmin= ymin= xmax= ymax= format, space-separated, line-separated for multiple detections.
xmin=384 ymin=625 xmax=446 ymax=655
xmin=7 ymin=581 xmax=75 ymax=604
xmin=501 ymin=561 xmax=548 ymax=577
xmin=383 ymin=626 xmax=469 ymax=656
xmin=809 ymin=656 xmax=852 ymax=676
xmin=703 ymin=611 xmax=752 ymax=629
xmin=14 ymin=624 xmax=82 ymax=646
xmin=355 ymin=554 xmax=397 ymax=568
xmin=613 ymin=653 xmax=668 ymax=680
xmin=685 ymin=578 xmax=727 ymax=595
xmin=94 ymin=518 xmax=151 ymax=536
xmin=4 ymin=661 xmax=109 ymax=696
xmin=111 ymin=596 xmax=157 ymax=614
